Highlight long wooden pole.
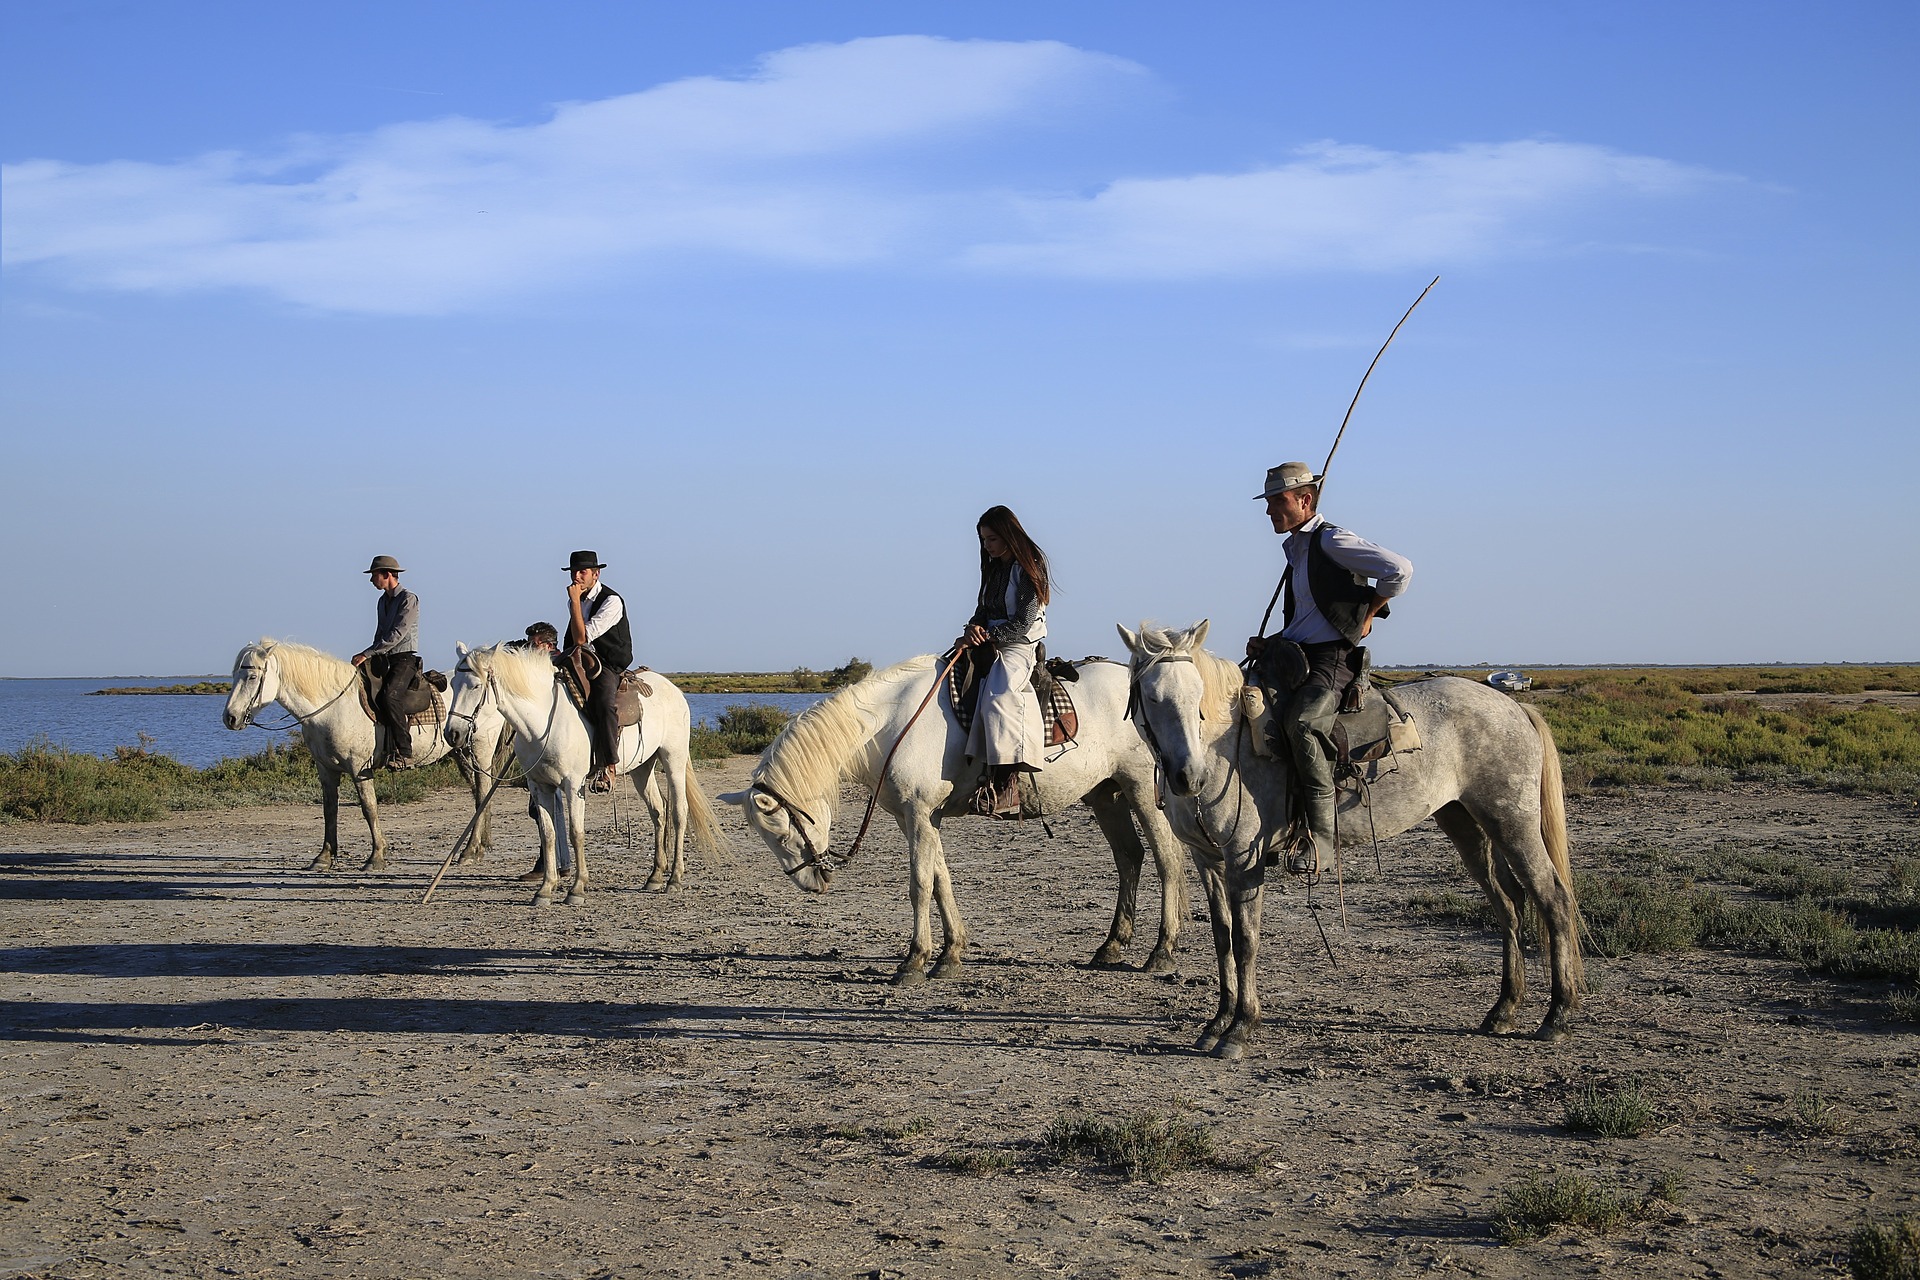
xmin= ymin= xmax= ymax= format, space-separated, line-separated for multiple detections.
xmin=1252 ymin=277 xmax=1440 ymax=641
xmin=421 ymin=772 xmax=510 ymax=904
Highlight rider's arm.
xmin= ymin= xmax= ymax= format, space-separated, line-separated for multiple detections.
xmin=1320 ymin=527 xmax=1413 ymax=600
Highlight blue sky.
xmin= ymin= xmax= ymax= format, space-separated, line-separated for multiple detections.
xmin=3 ymin=1 xmax=1915 ymax=677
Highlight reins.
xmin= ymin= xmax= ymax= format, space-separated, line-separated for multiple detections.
xmin=836 ymin=645 xmax=969 ymax=867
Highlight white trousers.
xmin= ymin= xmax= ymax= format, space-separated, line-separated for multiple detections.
xmin=965 ymin=641 xmax=1044 ymax=768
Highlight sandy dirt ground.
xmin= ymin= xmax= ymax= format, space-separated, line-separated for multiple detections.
xmin=3 ymin=757 xmax=1916 ymax=1279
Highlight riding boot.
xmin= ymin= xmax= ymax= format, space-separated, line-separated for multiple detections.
xmin=1282 ymin=685 xmax=1342 ymax=875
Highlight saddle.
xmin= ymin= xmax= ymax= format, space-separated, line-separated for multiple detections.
xmin=945 ymin=642 xmax=1080 ymax=749
xmin=554 ymin=650 xmax=654 ymax=728
xmin=356 ymin=663 xmax=448 ymax=728
xmin=1239 ymin=647 xmax=1423 ymax=767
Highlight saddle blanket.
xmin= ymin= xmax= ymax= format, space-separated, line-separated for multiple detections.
xmin=357 ymin=667 xmax=447 ymax=728
xmin=946 ymin=648 xmax=1080 ymax=749
xmin=556 ymin=660 xmax=654 ymax=729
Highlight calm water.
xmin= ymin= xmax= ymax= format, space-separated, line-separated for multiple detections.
xmin=0 ymin=678 xmax=825 ymax=769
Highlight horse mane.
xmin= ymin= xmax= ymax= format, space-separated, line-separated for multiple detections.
xmin=1132 ymin=623 xmax=1243 ymax=723
xmin=253 ymin=638 xmax=354 ymax=703
xmin=751 ymin=654 xmax=939 ymax=801
xmin=474 ymin=643 xmax=556 ymax=701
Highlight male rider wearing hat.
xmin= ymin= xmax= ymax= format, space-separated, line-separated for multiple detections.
xmin=564 ymin=551 xmax=632 ymax=794
xmin=1245 ymin=463 xmax=1412 ymax=874
xmin=352 ymin=555 xmax=421 ymax=767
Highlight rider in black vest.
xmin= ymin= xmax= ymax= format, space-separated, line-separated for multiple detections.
xmin=564 ymin=550 xmax=632 ymax=794
xmin=1245 ymin=463 xmax=1413 ymax=875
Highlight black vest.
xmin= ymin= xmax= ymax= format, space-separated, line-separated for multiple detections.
xmin=583 ymin=586 xmax=633 ymax=671
xmin=1283 ymin=523 xmax=1388 ymax=647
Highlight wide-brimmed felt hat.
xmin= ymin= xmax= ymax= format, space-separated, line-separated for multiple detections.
xmin=1253 ymin=462 xmax=1319 ymax=500
xmin=365 ymin=555 xmax=405 ymax=575
xmin=564 ymin=550 xmax=606 ymax=572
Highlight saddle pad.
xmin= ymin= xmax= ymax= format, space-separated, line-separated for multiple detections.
xmin=946 ymin=649 xmax=1080 ymax=748
xmin=559 ymin=664 xmax=651 ymax=728
xmin=357 ymin=670 xmax=447 ymax=728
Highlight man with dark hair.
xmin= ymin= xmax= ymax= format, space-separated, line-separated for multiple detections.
xmin=351 ymin=555 xmax=421 ymax=767
xmin=1245 ymin=463 xmax=1412 ymax=874
xmin=563 ymin=551 xmax=631 ymax=794
xmin=523 ymin=622 xmax=559 ymax=651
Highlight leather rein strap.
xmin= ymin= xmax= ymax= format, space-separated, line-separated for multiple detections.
xmin=836 ymin=645 xmax=968 ymax=868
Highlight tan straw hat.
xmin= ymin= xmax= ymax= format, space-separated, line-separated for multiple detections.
xmin=365 ymin=555 xmax=405 ymax=575
xmin=1253 ymin=462 xmax=1319 ymax=500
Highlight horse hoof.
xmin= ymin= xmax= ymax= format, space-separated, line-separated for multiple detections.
xmin=1533 ymin=1018 xmax=1573 ymax=1043
xmin=305 ymin=856 xmax=333 ymax=873
xmin=457 ymin=851 xmax=485 ymax=866
xmin=1479 ymin=1014 xmax=1519 ymax=1037
xmin=1214 ymin=1038 xmax=1249 ymax=1061
xmin=1144 ymin=948 xmax=1178 ymax=976
xmin=891 ymin=967 xmax=928 ymax=988
xmin=931 ymin=958 xmax=964 ymax=979
xmin=643 ymin=876 xmax=667 ymax=892
xmin=1193 ymin=1031 xmax=1222 ymax=1054
xmin=532 ymin=893 xmax=553 ymax=907
xmin=565 ymin=892 xmax=586 ymax=906
xmin=1089 ymin=943 xmax=1126 ymax=969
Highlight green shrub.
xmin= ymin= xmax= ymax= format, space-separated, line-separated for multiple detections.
xmin=1564 ymin=1080 xmax=1656 ymax=1138
xmin=690 ymin=703 xmax=795 ymax=761
xmin=1044 ymin=1109 xmax=1216 ymax=1182
xmin=1850 ymin=1215 xmax=1920 ymax=1280
xmin=1493 ymin=1172 xmax=1654 ymax=1244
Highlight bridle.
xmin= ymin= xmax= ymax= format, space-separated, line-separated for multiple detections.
xmin=748 ymin=779 xmax=833 ymax=882
xmin=234 ymin=648 xmax=358 ymax=732
xmin=1125 ymin=650 xmax=1197 ymax=773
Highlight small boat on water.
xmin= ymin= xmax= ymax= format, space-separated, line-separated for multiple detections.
xmin=1487 ymin=670 xmax=1533 ymax=693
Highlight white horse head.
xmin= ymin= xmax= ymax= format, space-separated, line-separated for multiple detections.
xmin=444 ymin=641 xmax=499 ymax=755
xmin=717 ymin=668 xmax=915 ymax=895
xmin=224 ymin=640 xmax=281 ymax=731
xmin=1118 ymin=619 xmax=1243 ymax=798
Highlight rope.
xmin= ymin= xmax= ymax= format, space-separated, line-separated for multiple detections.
xmin=838 ymin=645 xmax=968 ymax=865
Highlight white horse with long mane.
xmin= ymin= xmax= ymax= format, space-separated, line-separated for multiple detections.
xmin=1120 ymin=621 xmax=1584 ymax=1059
xmin=223 ymin=639 xmax=475 ymax=871
xmin=445 ymin=642 xmax=722 ymax=905
xmin=719 ymin=653 xmax=1191 ymax=984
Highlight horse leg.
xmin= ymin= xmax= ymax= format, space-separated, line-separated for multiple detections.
xmin=1084 ymin=783 xmax=1141 ymax=969
xmin=892 ymin=807 xmax=946 ymax=985
xmin=1128 ymin=778 xmax=1189 ymax=973
xmin=625 ymin=758 xmax=670 ymax=891
xmin=1470 ymin=800 xmax=1583 ymax=1042
xmin=309 ymin=765 xmax=341 ymax=872
xmin=657 ymin=764 xmax=688 ymax=889
xmin=1434 ymin=801 xmax=1525 ymax=1035
xmin=1193 ymin=862 xmax=1239 ymax=1053
xmin=926 ymin=813 xmax=969 ymax=979
xmin=353 ymin=772 xmax=386 ymax=871
xmin=564 ymin=782 xmax=590 ymax=906
xmin=531 ymin=784 xmax=563 ymax=906
xmin=1215 ymin=862 xmax=1267 ymax=1060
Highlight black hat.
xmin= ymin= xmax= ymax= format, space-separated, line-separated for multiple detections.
xmin=564 ymin=550 xmax=606 ymax=572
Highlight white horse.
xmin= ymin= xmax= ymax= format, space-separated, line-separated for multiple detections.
xmin=222 ymin=639 xmax=475 ymax=872
xmin=718 ymin=654 xmax=1191 ymax=984
xmin=445 ymin=667 xmax=676 ymax=887
xmin=445 ymin=643 xmax=722 ymax=905
xmin=1120 ymin=621 xmax=1584 ymax=1059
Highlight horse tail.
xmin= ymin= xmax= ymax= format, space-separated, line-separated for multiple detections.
xmin=685 ymin=770 xmax=729 ymax=865
xmin=1521 ymin=702 xmax=1585 ymax=990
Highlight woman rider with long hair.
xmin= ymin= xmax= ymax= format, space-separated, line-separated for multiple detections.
xmin=958 ymin=505 xmax=1051 ymax=817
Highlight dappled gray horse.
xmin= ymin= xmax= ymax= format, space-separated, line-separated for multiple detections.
xmin=1121 ymin=621 xmax=1584 ymax=1059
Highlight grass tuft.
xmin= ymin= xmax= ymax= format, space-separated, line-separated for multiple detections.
xmin=1850 ymin=1215 xmax=1920 ymax=1280
xmin=1563 ymin=1080 xmax=1656 ymax=1138
xmin=689 ymin=704 xmax=794 ymax=761
xmin=1044 ymin=1109 xmax=1216 ymax=1183
xmin=1492 ymin=1172 xmax=1661 ymax=1244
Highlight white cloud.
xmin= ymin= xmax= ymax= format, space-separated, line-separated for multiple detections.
xmin=2 ymin=38 xmax=1730 ymax=314
xmin=964 ymin=141 xmax=1727 ymax=277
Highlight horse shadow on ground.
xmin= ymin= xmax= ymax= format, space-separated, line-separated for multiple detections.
xmin=1 ymin=995 xmax=1175 ymax=1054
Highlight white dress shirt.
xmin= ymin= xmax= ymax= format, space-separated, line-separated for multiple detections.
xmin=1278 ymin=514 xmax=1413 ymax=645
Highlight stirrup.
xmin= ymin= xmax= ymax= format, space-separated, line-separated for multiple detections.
xmin=588 ymin=772 xmax=613 ymax=795
xmin=1285 ymin=831 xmax=1330 ymax=877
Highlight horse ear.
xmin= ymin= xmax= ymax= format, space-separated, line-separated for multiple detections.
xmin=1191 ymin=619 xmax=1211 ymax=650
xmin=1116 ymin=623 xmax=1141 ymax=656
xmin=456 ymin=641 xmax=469 ymax=657
xmin=717 ymin=790 xmax=749 ymax=806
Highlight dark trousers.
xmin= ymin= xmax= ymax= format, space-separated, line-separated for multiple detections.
xmin=372 ymin=652 xmax=422 ymax=759
xmin=1278 ymin=640 xmax=1354 ymax=846
xmin=585 ymin=665 xmax=621 ymax=773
